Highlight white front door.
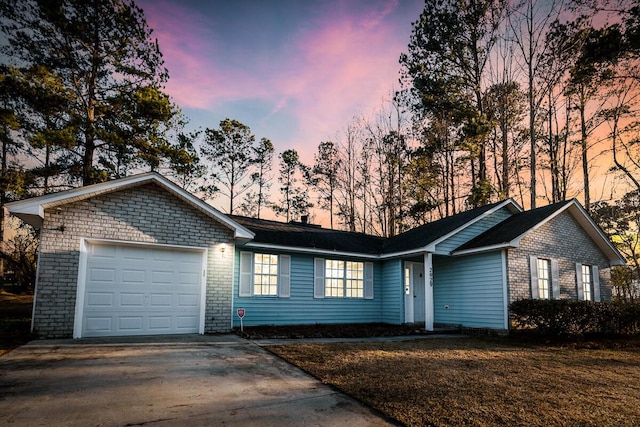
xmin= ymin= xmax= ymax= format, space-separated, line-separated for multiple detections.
xmin=404 ymin=262 xmax=425 ymax=323
xmin=79 ymin=241 xmax=205 ymax=338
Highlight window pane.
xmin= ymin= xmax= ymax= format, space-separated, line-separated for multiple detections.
xmin=345 ymin=262 xmax=364 ymax=298
xmin=537 ymin=258 xmax=550 ymax=299
xmin=582 ymin=265 xmax=592 ymax=301
xmin=253 ymin=253 xmax=278 ymax=296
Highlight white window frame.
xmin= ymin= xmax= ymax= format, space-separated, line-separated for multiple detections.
xmin=537 ymin=258 xmax=551 ymax=300
xmin=314 ymin=258 xmax=373 ymax=300
xmin=325 ymin=259 xmax=345 ymax=297
xmin=323 ymin=259 xmax=364 ymax=298
xmin=253 ymin=253 xmax=279 ymax=296
xmin=239 ymin=251 xmax=290 ymax=298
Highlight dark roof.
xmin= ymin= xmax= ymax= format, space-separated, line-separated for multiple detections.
xmin=455 ymin=200 xmax=572 ymax=251
xmin=230 ymin=200 xmax=513 ymax=256
xmin=382 ymin=200 xmax=509 ymax=253
xmin=229 ymin=215 xmax=387 ymax=255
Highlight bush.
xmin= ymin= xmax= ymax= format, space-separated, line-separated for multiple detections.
xmin=510 ymin=299 xmax=640 ymax=339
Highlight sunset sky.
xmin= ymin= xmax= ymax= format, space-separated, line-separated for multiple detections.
xmin=138 ymin=0 xmax=424 ymax=165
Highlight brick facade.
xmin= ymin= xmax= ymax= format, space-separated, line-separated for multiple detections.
xmin=34 ymin=183 xmax=235 ymax=338
xmin=507 ymin=211 xmax=612 ymax=302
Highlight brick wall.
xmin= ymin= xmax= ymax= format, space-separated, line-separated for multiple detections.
xmin=507 ymin=211 xmax=612 ymax=302
xmin=34 ymin=183 xmax=235 ymax=338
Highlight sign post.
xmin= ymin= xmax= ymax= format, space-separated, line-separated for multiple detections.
xmin=236 ymin=308 xmax=246 ymax=332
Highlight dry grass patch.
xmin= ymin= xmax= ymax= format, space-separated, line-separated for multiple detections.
xmin=269 ymin=337 xmax=640 ymax=427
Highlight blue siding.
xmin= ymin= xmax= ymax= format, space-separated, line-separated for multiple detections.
xmin=435 ymin=206 xmax=513 ymax=254
xmin=232 ymin=251 xmax=384 ymax=327
xmin=433 ymin=252 xmax=506 ymax=329
xmin=381 ymin=259 xmax=403 ymax=324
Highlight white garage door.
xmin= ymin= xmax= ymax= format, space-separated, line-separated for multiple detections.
xmin=80 ymin=242 xmax=205 ymax=337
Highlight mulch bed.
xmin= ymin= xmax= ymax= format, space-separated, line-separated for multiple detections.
xmin=235 ymin=322 xmax=446 ymax=339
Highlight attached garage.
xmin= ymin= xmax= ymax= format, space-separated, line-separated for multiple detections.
xmin=5 ymin=172 xmax=254 ymax=338
xmin=74 ymin=240 xmax=207 ymax=338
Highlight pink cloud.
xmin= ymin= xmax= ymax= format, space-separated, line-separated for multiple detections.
xmin=139 ymin=0 xmax=420 ymax=164
xmin=271 ymin=2 xmax=410 ymax=160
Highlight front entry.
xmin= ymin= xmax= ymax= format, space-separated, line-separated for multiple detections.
xmin=404 ymin=262 xmax=425 ymax=323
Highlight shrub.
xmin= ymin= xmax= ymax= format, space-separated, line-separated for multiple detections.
xmin=510 ymin=299 xmax=640 ymax=339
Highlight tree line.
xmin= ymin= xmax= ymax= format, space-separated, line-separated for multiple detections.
xmin=1 ymin=0 xmax=639 ymax=290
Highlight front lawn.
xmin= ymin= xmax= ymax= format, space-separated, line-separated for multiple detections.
xmin=269 ymin=337 xmax=640 ymax=427
xmin=0 ymin=290 xmax=34 ymax=357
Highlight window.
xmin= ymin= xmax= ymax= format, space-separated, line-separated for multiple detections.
xmin=581 ymin=265 xmax=593 ymax=301
xmin=576 ymin=263 xmax=597 ymax=301
xmin=345 ymin=261 xmax=364 ymax=298
xmin=325 ymin=260 xmax=344 ymax=297
xmin=315 ymin=258 xmax=372 ymax=299
xmin=537 ymin=258 xmax=551 ymax=299
xmin=530 ymin=256 xmax=558 ymax=299
xmin=324 ymin=260 xmax=364 ymax=298
xmin=254 ymin=253 xmax=278 ymax=296
xmin=239 ymin=251 xmax=290 ymax=298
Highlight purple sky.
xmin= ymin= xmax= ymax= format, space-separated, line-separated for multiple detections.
xmin=139 ymin=0 xmax=424 ymax=164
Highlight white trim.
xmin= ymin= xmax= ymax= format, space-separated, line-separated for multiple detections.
xmin=30 ymin=228 xmax=43 ymax=333
xmin=242 ymin=242 xmax=381 ymax=259
xmin=73 ymin=238 xmax=89 ymax=339
xmin=73 ymin=238 xmax=208 ymax=338
xmin=403 ymin=262 xmax=414 ymax=323
xmin=453 ymin=242 xmax=515 ymax=256
xmin=501 ymin=250 xmax=509 ymax=330
xmin=380 ymin=247 xmax=436 ymax=260
xmin=199 ymin=250 xmax=208 ymax=334
xmin=83 ymin=237 xmax=207 ymax=252
xmin=424 ymin=253 xmax=434 ymax=331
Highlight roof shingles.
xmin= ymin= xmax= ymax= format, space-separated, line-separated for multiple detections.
xmin=455 ymin=200 xmax=572 ymax=251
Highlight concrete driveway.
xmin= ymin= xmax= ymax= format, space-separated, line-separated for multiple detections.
xmin=0 ymin=334 xmax=393 ymax=426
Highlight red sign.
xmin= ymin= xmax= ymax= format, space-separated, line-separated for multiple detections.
xmin=237 ymin=308 xmax=246 ymax=318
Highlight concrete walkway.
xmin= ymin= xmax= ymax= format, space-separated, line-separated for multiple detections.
xmin=252 ymin=333 xmax=464 ymax=346
xmin=0 ymin=334 xmax=395 ymax=426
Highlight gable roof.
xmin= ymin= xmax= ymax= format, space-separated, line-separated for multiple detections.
xmin=230 ymin=215 xmax=386 ymax=257
xmin=382 ymin=199 xmax=521 ymax=255
xmin=232 ymin=199 xmax=522 ymax=258
xmin=454 ymin=199 xmax=626 ymax=265
xmin=5 ymin=172 xmax=254 ymax=240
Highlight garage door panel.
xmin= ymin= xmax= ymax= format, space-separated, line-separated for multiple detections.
xmin=179 ymin=272 xmax=200 ymax=285
xmin=149 ymin=316 xmax=172 ymax=330
xmin=120 ymin=292 xmax=145 ymax=307
xmin=151 ymin=270 xmax=175 ymax=285
xmin=90 ymin=244 xmax=117 ymax=259
xmin=121 ymin=269 xmax=146 ymax=284
xmin=88 ymin=267 xmax=116 ymax=283
xmin=151 ymin=250 xmax=175 ymax=262
xmin=177 ymin=316 xmax=198 ymax=329
xmin=118 ymin=316 xmax=143 ymax=331
xmin=82 ymin=243 xmax=204 ymax=337
xmin=121 ymin=246 xmax=147 ymax=260
xmin=150 ymin=293 xmax=173 ymax=307
xmin=85 ymin=317 xmax=113 ymax=333
xmin=86 ymin=292 xmax=114 ymax=307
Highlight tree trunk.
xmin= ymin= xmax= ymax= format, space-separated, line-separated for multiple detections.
xmin=579 ymin=89 xmax=590 ymax=212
